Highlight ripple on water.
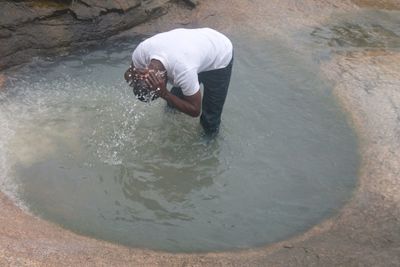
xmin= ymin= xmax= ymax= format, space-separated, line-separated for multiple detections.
xmin=0 ymin=34 xmax=359 ymax=252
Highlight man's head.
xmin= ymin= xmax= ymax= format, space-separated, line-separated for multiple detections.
xmin=124 ymin=64 xmax=167 ymax=102
xmin=124 ymin=66 xmax=157 ymax=102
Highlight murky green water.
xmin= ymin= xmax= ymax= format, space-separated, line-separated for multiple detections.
xmin=0 ymin=32 xmax=359 ymax=252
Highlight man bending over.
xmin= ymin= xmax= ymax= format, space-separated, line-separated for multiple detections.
xmin=124 ymin=28 xmax=233 ymax=136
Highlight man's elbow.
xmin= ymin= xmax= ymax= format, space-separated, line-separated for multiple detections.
xmin=189 ymin=110 xmax=201 ymax=117
xmin=188 ymin=107 xmax=201 ymax=117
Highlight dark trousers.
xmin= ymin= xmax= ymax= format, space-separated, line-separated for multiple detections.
xmin=171 ymin=57 xmax=233 ymax=135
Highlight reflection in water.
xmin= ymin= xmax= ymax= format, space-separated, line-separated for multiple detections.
xmin=115 ymin=144 xmax=219 ymax=223
xmin=0 ymin=33 xmax=359 ymax=252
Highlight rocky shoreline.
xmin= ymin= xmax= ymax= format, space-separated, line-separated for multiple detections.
xmin=0 ymin=0 xmax=197 ymax=70
xmin=1 ymin=0 xmax=400 ymax=266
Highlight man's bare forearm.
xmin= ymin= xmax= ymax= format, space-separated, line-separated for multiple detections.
xmin=162 ymin=92 xmax=201 ymax=117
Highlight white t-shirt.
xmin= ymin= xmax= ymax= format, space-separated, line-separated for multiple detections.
xmin=131 ymin=28 xmax=233 ymax=96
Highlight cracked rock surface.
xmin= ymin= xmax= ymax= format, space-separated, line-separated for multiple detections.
xmin=0 ymin=0 xmax=173 ymax=70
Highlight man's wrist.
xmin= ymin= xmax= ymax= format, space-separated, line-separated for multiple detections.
xmin=161 ymin=90 xmax=170 ymax=100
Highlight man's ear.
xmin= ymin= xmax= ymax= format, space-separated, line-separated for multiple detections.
xmin=124 ymin=61 xmax=136 ymax=82
xmin=124 ymin=68 xmax=131 ymax=82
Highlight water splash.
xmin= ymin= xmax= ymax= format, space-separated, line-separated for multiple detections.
xmin=0 ymin=35 xmax=358 ymax=252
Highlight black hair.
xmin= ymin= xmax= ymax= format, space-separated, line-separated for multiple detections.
xmin=132 ymin=79 xmax=159 ymax=102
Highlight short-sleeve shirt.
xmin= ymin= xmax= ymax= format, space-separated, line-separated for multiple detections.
xmin=131 ymin=28 xmax=233 ymax=96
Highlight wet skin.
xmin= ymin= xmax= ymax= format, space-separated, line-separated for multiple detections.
xmin=124 ymin=59 xmax=202 ymax=117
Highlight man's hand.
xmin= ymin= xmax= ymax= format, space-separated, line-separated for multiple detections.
xmin=124 ymin=65 xmax=148 ymax=84
xmin=145 ymin=69 xmax=201 ymax=117
xmin=145 ymin=70 xmax=169 ymax=99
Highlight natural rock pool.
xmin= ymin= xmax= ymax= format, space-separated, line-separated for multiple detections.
xmin=0 ymin=33 xmax=359 ymax=252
